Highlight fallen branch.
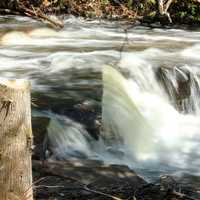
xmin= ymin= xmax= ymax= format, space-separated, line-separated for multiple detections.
xmin=0 ymin=0 xmax=64 ymax=29
xmin=18 ymin=3 xmax=64 ymax=29
xmin=83 ymin=185 xmax=123 ymax=200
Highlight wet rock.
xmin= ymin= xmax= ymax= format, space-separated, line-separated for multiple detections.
xmin=33 ymin=159 xmax=200 ymax=200
xmin=33 ymin=159 xmax=146 ymax=200
xmin=33 ymin=159 xmax=145 ymax=185
xmin=156 ymin=66 xmax=191 ymax=112
xmin=31 ymin=68 xmax=102 ymax=141
xmin=32 ymin=116 xmax=50 ymax=160
xmin=32 ymin=92 xmax=101 ymax=140
xmin=157 ymin=66 xmax=191 ymax=99
xmin=135 ymin=183 xmax=168 ymax=200
xmin=62 ymin=100 xmax=102 ymax=140
xmin=174 ymin=174 xmax=200 ymax=199
xmin=175 ymin=173 xmax=200 ymax=188
xmin=135 ymin=175 xmax=200 ymax=200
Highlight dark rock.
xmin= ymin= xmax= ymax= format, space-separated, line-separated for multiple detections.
xmin=32 ymin=92 xmax=101 ymax=140
xmin=32 ymin=116 xmax=50 ymax=160
xmin=62 ymin=100 xmax=101 ymax=140
xmin=135 ymin=183 xmax=168 ymax=200
xmin=135 ymin=174 xmax=200 ymax=200
xmin=156 ymin=66 xmax=192 ymax=112
xmin=33 ymin=159 xmax=200 ymax=200
xmin=33 ymin=159 xmax=146 ymax=200
xmin=174 ymin=174 xmax=200 ymax=199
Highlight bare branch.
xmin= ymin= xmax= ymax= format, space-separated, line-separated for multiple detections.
xmin=165 ymin=0 xmax=174 ymax=11
xmin=158 ymin=0 xmax=164 ymax=15
xmin=158 ymin=0 xmax=174 ymax=23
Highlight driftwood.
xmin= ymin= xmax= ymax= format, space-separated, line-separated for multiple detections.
xmin=0 ymin=80 xmax=33 ymax=200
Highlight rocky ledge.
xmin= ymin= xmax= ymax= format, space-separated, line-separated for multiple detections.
xmin=33 ymin=159 xmax=200 ymax=200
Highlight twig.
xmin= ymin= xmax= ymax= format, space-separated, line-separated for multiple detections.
xmin=119 ymin=28 xmax=128 ymax=62
xmin=36 ymin=161 xmax=125 ymax=200
xmin=83 ymin=185 xmax=124 ymax=200
xmin=21 ymin=177 xmax=47 ymax=200
xmin=112 ymin=27 xmax=129 ymax=67
xmin=63 ymin=175 xmax=124 ymax=200
xmin=33 ymin=185 xmax=65 ymax=189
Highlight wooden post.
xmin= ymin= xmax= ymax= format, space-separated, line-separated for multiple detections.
xmin=0 ymin=80 xmax=33 ymax=200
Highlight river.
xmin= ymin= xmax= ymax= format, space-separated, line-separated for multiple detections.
xmin=1 ymin=15 xmax=200 ymax=181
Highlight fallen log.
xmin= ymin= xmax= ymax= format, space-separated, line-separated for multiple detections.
xmin=0 ymin=80 xmax=33 ymax=200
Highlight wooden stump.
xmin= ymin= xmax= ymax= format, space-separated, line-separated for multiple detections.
xmin=0 ymin=80 xmax=33 ymax=200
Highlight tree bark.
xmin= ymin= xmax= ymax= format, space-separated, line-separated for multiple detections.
xmin=0 ymin=80 xmax=33 ymax=200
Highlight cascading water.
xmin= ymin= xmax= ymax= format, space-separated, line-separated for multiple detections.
xmin=1 ymin=15 xmax=200 ymax=179
xmin=45 ymin=62 xmax=200 ymax=177
xmin=47 ymin=114 xmax=93 ymax=159
xmin=102 ymin=62 xmax=200 ymax=175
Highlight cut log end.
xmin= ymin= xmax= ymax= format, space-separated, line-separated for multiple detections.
xmin=0 ymin=79 xmax=30 ymax=90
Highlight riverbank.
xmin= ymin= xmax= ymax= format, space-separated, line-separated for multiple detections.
xmin=33 ymin=158 xmax=200 ymax=200
xmin=58 ymin=0 xmax=200 ymax=26
xmin=1 ymin=0 xmax=200 ymax=27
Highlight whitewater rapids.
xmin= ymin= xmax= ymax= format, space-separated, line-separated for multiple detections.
xmin=1 ymin=16 xmax=200 ymax=178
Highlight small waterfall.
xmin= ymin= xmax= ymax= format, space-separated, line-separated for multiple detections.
xmin=102 ymin=65 xmax=155 ymax=160
xmin=47 ymin=113 xmax=93 ymax=159
xmin=44 ymin=63 xmax=200 ymax=174
xmin=102 ymin=64 xmax=200 ymax=173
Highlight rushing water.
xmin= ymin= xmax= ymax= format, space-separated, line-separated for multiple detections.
xmin=1 ymin=15 xmax=200 ymax=181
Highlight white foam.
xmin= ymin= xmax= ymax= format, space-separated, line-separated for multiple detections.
xmin=47 ymin=114 xmax=92 ymax=159
xmin=102 ymin=65 xmax=200 ymax=172
xmin=28 ymin=28 xmax=58 ymax=37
